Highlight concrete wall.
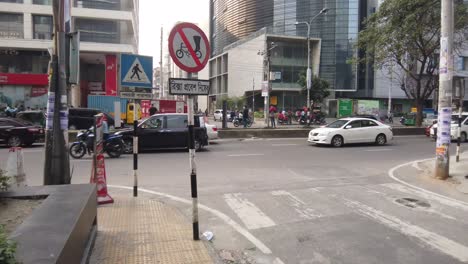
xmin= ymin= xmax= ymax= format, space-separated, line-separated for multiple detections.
xmin=227 ymin=34 xmax=265 ymax=97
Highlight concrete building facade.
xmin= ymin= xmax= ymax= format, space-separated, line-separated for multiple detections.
xmin=0 ymin=0 xmax=138 ymax=109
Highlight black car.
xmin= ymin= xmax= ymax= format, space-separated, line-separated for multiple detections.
xmin=69 ymin=108 xmax=115 ymax=130
xmin=0 ymin=118 xmax=45 ymax=147
xmin=115 ymin=113 xmax=209 ymax=152
xmin=16 ymin=110 xmax=46 ymax=127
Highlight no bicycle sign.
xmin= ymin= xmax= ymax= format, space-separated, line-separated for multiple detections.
xmin=168 ymin=22 xmax=210 ymax=73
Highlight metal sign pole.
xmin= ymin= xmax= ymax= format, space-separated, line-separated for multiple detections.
xmin=186 ymin=74 xmax=199 ymax=240
xmin=133 ymin=98 xmax=138 ymax=197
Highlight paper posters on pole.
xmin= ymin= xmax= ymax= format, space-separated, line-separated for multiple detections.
xmin=45 ymin=92 xmax=54 ymax=130
xmin=439 ymin=37 xmax=452 ymax=81
xmin=436 ymin=107 xmax=452 ymax=145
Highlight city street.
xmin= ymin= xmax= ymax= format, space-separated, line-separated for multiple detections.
xmin=2 ymin=136 xmax=468 ymax=263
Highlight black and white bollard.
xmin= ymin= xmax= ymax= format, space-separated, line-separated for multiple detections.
xmin=133 ymin=100 xmax=138 ymax=197
xmin=187 ymin=95 xmax=199 ymax=240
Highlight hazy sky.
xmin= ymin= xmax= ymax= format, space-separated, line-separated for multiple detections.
xmin=139 ymin=0 xmax=209 ymax=65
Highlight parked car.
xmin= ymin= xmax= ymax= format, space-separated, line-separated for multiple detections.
xmin=214 ymin=109 xmax=223 ymax=121
xmin=430 ymin=113 xmax=468 ymax=142
xmin=0 ymin=118 xmax=45 ymax=147
xmin=205 ymin=123 xmax=218 ymax=140
xmin=16 ymin=110 xmax=46 ymax=127
xmin=308 ymin=118 xmax=393 ymax=147
xmin=68 ymin=108 xmax=115 ymax=130
xmin=115 ymin=113 xmax=209 ymax=152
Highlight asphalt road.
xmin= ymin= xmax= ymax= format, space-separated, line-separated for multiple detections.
xmin=1 ymin=136 xmax=468 ymax=263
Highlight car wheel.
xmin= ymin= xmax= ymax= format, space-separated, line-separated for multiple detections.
xmin=461 ymin=132 xmax=467 ymax=142
xmin=331 ymin=135 xmax=343 ymax=147
xmin=376 ymin=134 xmax=387 ymax=145
xmin=123 ymin=139 xmax=133 ymax=154
xmin=7 ymin=136 xmax=22 ymax=147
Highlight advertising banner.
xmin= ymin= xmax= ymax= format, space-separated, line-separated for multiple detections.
xmin=105 ymin=55 xmax=117 ymax=96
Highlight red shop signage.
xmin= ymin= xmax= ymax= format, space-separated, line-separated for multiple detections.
xmin=31 ymin=87 xmax=48 ymax=97
xmin=0 ymin=73 xmax=49 ymax=86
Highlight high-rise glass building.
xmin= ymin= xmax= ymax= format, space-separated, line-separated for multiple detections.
xmin=209 ymin=0 xmax=367 ymax=98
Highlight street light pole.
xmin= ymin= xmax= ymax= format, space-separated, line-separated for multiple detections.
xmin=295 ymin=8 xmax=328 ymax=110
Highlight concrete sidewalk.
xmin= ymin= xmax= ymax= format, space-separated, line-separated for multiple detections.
xmin=395 ymin=151 xmax=468 ymax=202
xmin=89 ymin=192 xmax=214 ymax=264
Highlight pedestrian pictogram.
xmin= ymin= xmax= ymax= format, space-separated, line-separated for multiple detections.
xmin=168 ymin=22 xmax=210 ymax=73
xmin=120 ymin=54 xmax=153 ymax=88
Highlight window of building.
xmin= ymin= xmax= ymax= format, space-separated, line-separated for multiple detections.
xmin=33 ymin=15 xmax=52 ymax=40
xmin=463 ymin=57 xmax=468 ymax=71
xmin=0 ymin=13 xmax=23 ymax=39
xmin=75 ymin=19 xmax=119 ymax=44
xmin=33 ymin=0 xmax=51 ymax=4
xmin=75 ymin=0 xmax=121 ymax=11
xmin=0 ymin=0 xmax=23 ymax=3
xmin=0 ymin=50 xmax=49 ymax=74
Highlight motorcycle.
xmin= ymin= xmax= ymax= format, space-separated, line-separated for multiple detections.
xmin=233 ymin=117 xmax=252 ymax=127
xmin=399 ymin=116 xmax=406 ymax=125
xmin=69 ymin=128 xmax=124 ymax=159
xmin=278 ymin=114 xmax=289 ymax=125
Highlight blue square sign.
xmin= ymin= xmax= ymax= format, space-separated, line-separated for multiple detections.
xmin=120 ymin=54 xmax=153 ymax=88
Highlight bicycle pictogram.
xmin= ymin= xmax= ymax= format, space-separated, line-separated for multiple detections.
xmin=176 ymin=36 xmax=202 ymax=59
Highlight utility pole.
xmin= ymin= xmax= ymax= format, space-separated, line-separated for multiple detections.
xmin=252 ymin=77 xmax=255 ymax=122
xmin=160 ymin=26 xmax=163 ymax=99
xmin=435 ymin=0 xmax=454 ymax=180
xmin=44 ymin=0 xmax=70 ymax=185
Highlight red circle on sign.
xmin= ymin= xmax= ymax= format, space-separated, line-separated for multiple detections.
xmin=168 ymin=22 xmax=210 ymax=73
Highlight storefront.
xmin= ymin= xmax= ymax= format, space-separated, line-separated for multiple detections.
xmin=0 ymin=49 xmax=50 ymax=110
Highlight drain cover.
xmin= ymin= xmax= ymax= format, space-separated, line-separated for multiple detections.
xmin=395 ymin=198 xmax=430 ymax=208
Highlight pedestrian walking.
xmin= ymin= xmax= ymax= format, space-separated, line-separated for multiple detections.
xmin=243 ymin=106 xmax=249 ymax=128
xmin=287 ymin=109 xmax=293 ymax=125
xmin=149 ymin=104 xmax=157 ymax=116
xmin=388 ymin=110 xmax=393 ymax=123
xmin=269 ymin=105 xmax=277 ymax=128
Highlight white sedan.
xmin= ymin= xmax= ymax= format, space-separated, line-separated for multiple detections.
xmin=214 ymin=109 xmax=223 ymax=121
xmin=308 ymin=118 xmax=393 ymax=147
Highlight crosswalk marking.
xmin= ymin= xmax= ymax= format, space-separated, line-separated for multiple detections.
xmin=271 ymin=190 xmax=323 ymax=220
xmin=224 ymin=193 xmax=276 ymax=230
xmin=342 ymin=198 xmax=468 ymax=262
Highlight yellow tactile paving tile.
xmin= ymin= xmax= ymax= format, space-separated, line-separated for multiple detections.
xmin=89 ymin=196 xmax=214 ymax=264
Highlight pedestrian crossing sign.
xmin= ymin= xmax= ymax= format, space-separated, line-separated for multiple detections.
xmin=120 ymin=54 xmax=153 ymax=88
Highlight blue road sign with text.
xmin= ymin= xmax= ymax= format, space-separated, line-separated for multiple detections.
xmin=120 ymin=54 xmax=153 ymax=88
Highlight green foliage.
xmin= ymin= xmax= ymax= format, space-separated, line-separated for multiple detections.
xmin=297 ymin=72 xmax=330 ymax=104
xmin=254 ymin=111 xmax=264 ymax=118
xmin=354 ymin=0 xmax=468 ymax=125
xmin=215 ymin=96 xmax=246 ymax=110
xmin=0 ymin=226 xmax=16 ymax=264
xmin=0 ymin=169 xmax=9 ymax=192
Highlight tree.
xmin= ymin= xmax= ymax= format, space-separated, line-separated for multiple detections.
xmin=297 ymin=72 xmax=331 ymax=107
xmin=215 ymin=96 xmax=246 ymax=110
xmin=355 ymin=0 xmax=468 ymax=126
